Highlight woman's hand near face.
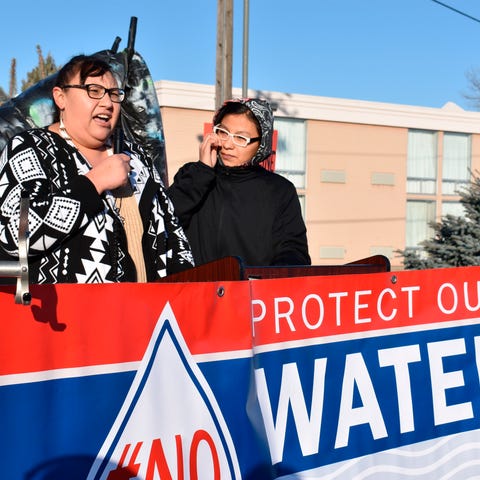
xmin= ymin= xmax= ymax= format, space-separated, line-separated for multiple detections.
xmin=85 ymin=153 xmax=131 ymax=194
xmin=199 ymin=133 xmax=221 ymax=168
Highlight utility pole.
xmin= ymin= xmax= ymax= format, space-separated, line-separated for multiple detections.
xmin=242 ymin=0 xmax=249 ymax=98
xmin=215 ymin=0 xmax=233 ymax=109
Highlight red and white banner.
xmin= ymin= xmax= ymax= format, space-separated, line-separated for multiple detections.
xmin=1 ymin=266 xmax=480 ymax=478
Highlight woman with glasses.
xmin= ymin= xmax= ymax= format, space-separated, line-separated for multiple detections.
xmin=167 ymin=98 xmax=311 ymax=267
xmin=0 ymin=54 xmax=194 ymax=283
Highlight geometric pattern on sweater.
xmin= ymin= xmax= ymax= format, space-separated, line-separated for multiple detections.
xmin=37 ymin=248 xmax=60 ymax=284
xmin=74 ymin=211 xmax=115 ymax=283
xmin=0 ymin=128 xmax=195 ymax=283
xmin=10 ymin=146 xmax=45 ymax=182
xmin=45 ymin=197 xmax=81 ymax=233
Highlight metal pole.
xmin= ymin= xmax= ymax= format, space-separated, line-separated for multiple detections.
xmin=215 ymin=0 xmax=225 ymax=110
xmin=242 ymin=0 xmax=249 ymax=98
xmin=225 ymin=0 xmax=233 ymax=102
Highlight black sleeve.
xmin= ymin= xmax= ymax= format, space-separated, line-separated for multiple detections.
xmin=166 ymin=161 xmax=216 ymax=228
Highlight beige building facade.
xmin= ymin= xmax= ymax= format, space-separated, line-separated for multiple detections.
xmin=156 ymin=80 xmax=480 ymax=270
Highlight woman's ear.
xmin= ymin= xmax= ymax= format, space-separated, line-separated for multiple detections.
xmin=52 ymin=86 xmax=66 ymax=110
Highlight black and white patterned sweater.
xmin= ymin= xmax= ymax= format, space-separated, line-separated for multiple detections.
xmin=0 ymin=128 xmax=194 ymax=283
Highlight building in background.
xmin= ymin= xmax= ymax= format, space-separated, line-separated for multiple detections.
xmin=156 ymin=80 xmax=480 ymax=270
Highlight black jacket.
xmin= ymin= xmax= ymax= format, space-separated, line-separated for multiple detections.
xmin=167 ymin=161 xmax=311 ymax=266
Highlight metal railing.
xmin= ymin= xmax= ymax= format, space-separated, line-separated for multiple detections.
xmin=0 ymin=190 xmax=31 ymax=305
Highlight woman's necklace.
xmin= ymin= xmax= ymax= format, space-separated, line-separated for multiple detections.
xmin=59 ymin=118 xmax=81 ymax=153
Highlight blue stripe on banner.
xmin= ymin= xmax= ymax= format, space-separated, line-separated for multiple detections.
xmin=253 ymin=323 xmax=480 ymax=475
xmin=1 ymin=372 xmax=134 ymax=479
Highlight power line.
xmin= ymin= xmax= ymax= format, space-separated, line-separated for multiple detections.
xmin=430 ymin=0 xmax=480 ymax=24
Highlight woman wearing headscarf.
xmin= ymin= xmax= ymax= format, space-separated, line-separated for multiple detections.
xmin=0 ymin=54 xmax=194 ymax=283
xmin=167 ymin=98 xmax=311 ymax=266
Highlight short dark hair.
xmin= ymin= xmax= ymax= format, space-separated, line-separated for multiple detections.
xmin=213 ymin=101 xmax=261 ymax=135
xmin=55 ymin=54 xmax=113 ymax=88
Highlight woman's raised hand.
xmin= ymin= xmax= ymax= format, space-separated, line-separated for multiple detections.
xmin=199 ymin=132 xmax=220 ymax=168
xmin=86 ymin=153 xmax=131 ymax=193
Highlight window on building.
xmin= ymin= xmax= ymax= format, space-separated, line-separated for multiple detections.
xmin=406 ymin=129 xmax=472 ymax=250
xmin=298 ymin=194 xmax=306 ymax=219
xmin=442 ymin=201 xmax=465 ymax=217
xmin=406 ymin=200 xmax=435 ymax=249
xmin=274 ymin=118 xmax=306 ymax=189
xmin=407 ymin=130 xmax=437 ymax=194
xmin=442 ymin=132 xmax=471 ymax=195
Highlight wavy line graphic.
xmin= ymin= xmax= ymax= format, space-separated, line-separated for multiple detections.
xmin=277 ymin=430 xmax=480 ymax=479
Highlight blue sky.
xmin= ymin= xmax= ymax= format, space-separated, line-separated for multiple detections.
xmin=2 ymin=0 xmax=480 ymax=110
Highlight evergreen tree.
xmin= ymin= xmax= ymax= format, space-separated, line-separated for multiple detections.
xmin=21 ymin=45 xmax=58 ymax=91
xmin=0 ymin=87 xmax=7 ymax=105
xmin=0 ymin=45 xmax=59 ymax=99
xmin=399 ymin=173 xmax=480 ymax=269
xmin=9 ymin=58 xmax=17 ymax=98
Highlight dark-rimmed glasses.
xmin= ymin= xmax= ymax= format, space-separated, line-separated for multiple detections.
xmin=213 ymin=125 xmax=260 ymax=147
xmin=62 ymin=84 xmax=125 ymax=103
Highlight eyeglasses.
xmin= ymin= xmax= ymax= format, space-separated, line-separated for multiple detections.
xmin=213 ymin=125 xmax=260 ymax=147
xmin=61 ymin=84 xmax=125 ymax=103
